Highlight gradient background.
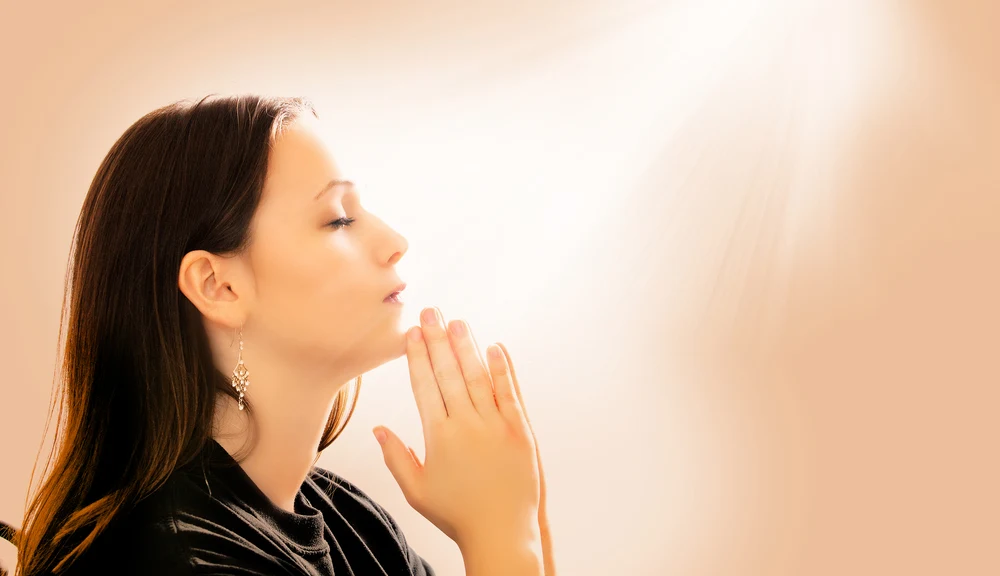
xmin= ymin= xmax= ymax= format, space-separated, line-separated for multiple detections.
xmin=1 ymin=0 xmax=998 ymax=574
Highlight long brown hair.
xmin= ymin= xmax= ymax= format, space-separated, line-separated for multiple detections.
xmin=15 ymin=94 xmax=361 ymax=575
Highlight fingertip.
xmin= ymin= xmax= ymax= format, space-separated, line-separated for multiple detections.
xmin=496 ymin=341 xmax=512 ymax=362
xmin=373 ymin=427 xmax=387 ymax=446
xmin=407 ymin=326 xmax=423 ymax=344
xmin=487 ymin=344 xmax=507 ymax=372
xmin=497 ymin=342 xmax=518 ymax=376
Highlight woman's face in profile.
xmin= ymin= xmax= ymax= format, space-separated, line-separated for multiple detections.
xmin=240 ymin=115 xmax=409 ymax=376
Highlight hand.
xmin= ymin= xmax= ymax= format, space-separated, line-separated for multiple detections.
xmin=374 ymin=306 xmax=542 ymax=551
xmin=496 ymin=342 xmax=557 ymax=576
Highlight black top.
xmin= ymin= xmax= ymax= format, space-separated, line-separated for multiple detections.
xmin=66 ymin=438 xmax=435 ymax=575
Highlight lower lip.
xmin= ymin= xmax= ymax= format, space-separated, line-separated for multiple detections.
xmin=383 ymin=293 xmax=402 ymax=304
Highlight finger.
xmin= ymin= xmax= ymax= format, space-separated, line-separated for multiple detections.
xmin=374 ymin=426 xmax=422 ymax=505
xmin=447 ymin=319 xmax=501 ymax=421
xmin=405 ymin=325 xmax=447 ymax=425
xmin=496 ymin=342 xmax=547 ymax=516
xmin=496 ymin=342 xmax=533 ymax=430
xmin=497 ymin=341 xmax=537 ymax=442
xmin=486 ymin=342 xmax=527 ymax=427
xmin=468 ymin=325 xmax=503 ymax=419
xmin=421 ymin=307 xmax=474 ymax=417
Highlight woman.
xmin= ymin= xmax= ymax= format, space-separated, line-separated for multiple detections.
xmin=12 ymin=94 xmax=554 ymax=575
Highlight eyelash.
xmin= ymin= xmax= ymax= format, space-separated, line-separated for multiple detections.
xmin=327 ymin=217 xmax=356 ymax=230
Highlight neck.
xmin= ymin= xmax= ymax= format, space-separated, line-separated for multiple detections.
xmin=211 ymin=349 xmax=355 ymax=513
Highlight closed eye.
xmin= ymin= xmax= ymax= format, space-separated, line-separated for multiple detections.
xmin=327 ymin=217 xmax=356 ymax=230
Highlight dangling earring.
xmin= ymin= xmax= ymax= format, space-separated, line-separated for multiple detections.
xmin=231 ymin=323 xmax=250 ymax=410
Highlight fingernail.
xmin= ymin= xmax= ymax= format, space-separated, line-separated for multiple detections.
xmin=421 ymin=307 xmax=437 ymax=325
xmin=450 ymin=320 xmax=466 ymax=337
xmin=373 ymin=428 xmax=387 ymax=445
xmin=408 ymin=327 xmax=423 ymax=342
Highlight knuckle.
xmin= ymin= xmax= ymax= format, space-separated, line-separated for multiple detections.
xmin=427 ymin=418 xmax=449 ymax=437
xmin=432 ymin=365 xmax=454 ymax=386
xmin=497 ymin=418 xmax=526 ymax=441
xmin=466 ymin=373 xmax=490 ymax=390
xmin=504 ymin=418 xmax=530 ymax=441
xmin=494 ymin=388 xmax=516 ymax=403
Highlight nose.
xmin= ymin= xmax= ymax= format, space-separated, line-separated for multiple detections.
xmin=378 ymin=218 xmax=408 ymax=266
xmin=387 ymin=234 xmax=407 ymax=265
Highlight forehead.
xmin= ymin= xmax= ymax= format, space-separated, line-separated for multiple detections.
xmin=262 ymin=116 xmax=344 ymax=205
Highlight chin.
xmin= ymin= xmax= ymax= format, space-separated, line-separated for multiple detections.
xmin=366 ymin=323 xmax=410 ymax=369
xmin=380 ymin=304 xmax=410 ymax=357
xmin=388 ymin=326 xmax=408 ymax=359
xmin=346 ymin=304 xmax=408 ymax=375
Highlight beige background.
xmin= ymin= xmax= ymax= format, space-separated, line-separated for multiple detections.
xmin=1 ymin=0 xmax=998 ymax=574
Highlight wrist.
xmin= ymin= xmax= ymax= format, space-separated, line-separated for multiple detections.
xmin=460 ymin=535 xmax=544 ymax=576
xmin=456 ymin=521 xmax=541 ymax=552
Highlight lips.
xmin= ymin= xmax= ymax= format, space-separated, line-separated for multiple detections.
xmin=384 ymin=282 xmax=406 ymax=302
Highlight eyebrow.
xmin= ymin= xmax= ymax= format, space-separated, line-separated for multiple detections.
xmin=313 ymin=179 xmax=354 ymax=201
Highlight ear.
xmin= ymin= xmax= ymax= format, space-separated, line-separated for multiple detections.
xmin=178 ymin=249 xmax=246 ymax=327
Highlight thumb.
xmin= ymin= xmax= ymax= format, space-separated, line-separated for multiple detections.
xmin=373 ymin=426 xmax=421 ymax=501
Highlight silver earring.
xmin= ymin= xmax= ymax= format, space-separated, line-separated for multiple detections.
xmin=231 ymin=324 xmax=250 ymax=410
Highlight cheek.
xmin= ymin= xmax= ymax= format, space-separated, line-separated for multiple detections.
xmin=253 ymin=238 xmax=362 ymax=345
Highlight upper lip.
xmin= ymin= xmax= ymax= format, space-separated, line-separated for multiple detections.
xmin=385 ymin=282 xmax=406 ymax=298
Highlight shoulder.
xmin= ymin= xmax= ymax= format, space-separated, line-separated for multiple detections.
xmin=68 ymin=480 xmax=196 ymax=575
xmin=72 ymin=471 xmax=293 ymax=576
